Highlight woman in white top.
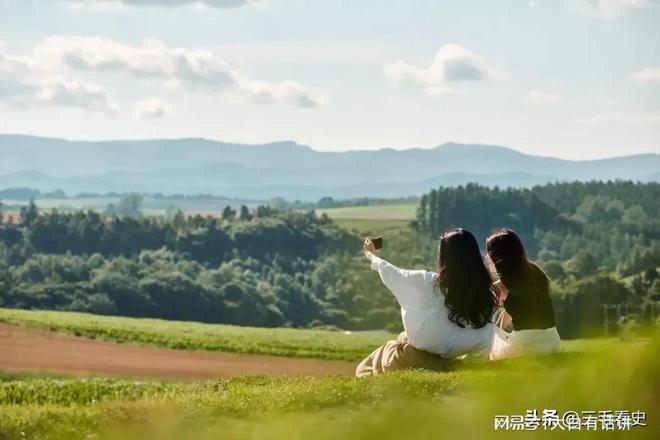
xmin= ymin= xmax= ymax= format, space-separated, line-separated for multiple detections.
xmin=356 ymin=227 xmax=498 ymax=377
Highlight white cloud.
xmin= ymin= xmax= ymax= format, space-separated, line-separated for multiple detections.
xmin=384 ymin=44 xmax=497 ymax=95
xmin=134 ymin=98 xmax=168 ymax=118
xmin=62 ymin=0 xmax=255 ymax=10
xmin=563 ymin=0 xmax=650 ymax=19
xmin=35 ymin=36 xmax=234 ymax=88
xmin=235 ymin=77 xmax=325 ymax=108
xmin=526 ymin=89 xmax=560 ymax=105
xmin=34 ymin=36 xmax=324 ymax=108
xmin=0 ymin=52 xmax=40 ymax=106
xmin=629 ymin=67 xmax=660 ymax=84
xmin=38 ymin=79 xmax=118 ymax=113
xmin=0 ymin=47 xmax=117 ymax=113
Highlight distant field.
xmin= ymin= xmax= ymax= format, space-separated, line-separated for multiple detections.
xmin=333 ymin=218 xmax=411 ymax=236
xmin=316 ymin=204 xmax=417 ymax=220
xmin=316 ymin=204 xmax=417 ymax=235
xmin=0 ymin=308 xmax=390 ymax=362
xmin=2 ymin=197 xmax=261 ymax=216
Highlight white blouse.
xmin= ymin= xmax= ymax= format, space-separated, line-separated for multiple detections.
xmin=370 ymin=256 xmax=494 ymax=358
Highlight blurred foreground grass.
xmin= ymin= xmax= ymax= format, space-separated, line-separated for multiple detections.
xmin=1 ymin=332 xmax=656 ymax=440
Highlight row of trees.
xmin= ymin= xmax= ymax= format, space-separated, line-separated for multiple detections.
xmin=0 ymin=202 xmax=400 ymax=328
xmin=1 ymin=180 xmax=658 ymax=336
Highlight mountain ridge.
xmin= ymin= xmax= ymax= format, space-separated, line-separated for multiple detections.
xmin=0 ymin=134 xmax=657 ymax=200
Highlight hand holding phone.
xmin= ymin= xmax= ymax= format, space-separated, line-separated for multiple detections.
xmin=364 ymin=236 xmax=383 ymax=252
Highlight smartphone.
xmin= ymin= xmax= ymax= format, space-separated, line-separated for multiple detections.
xmin=369 ymin=236 xmax=383 ymax=250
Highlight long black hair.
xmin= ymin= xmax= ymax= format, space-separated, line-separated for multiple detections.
xmin=486 ymin=228 xmax=550 ymax=296
xmin=435 ymin=227 xmax=496 ymax=329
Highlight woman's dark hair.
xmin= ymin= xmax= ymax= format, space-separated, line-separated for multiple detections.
xmin=486 ymin=228 xmax=550 ymax=295
xmin=435 ymin=227 xmax=496 ymax=329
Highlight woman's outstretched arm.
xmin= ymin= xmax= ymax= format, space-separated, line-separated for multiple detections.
xmin=364 ymin=238 xmax=436 ymax=309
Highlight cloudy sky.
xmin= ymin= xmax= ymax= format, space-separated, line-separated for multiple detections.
xmin=0 ymin=0 xmax=659 ymax=159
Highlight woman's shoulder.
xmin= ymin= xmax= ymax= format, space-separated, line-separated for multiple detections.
xmin=420 ymin=270 xmax=439 ymax=285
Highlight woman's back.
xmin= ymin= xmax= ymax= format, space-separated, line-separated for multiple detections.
xmin=370 ymin=256 xmax=494 ymax=357
xmin=503 ymin=287 xmax=556 ymax=330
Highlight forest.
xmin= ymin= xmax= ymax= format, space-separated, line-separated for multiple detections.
xmin=0 ymin=180 xmax=658 ymax=338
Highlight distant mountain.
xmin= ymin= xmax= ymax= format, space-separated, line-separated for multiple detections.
xmin=0 ymin=134 xmax=657 ymax=200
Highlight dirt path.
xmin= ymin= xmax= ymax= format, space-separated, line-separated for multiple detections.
xmin=0 ymin=323 xmax=356 ymax=379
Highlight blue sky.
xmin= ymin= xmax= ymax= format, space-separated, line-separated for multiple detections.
xmin=0 ymin=0 xmax=659 ymax=159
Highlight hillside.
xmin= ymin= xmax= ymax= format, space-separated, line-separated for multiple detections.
xmin=0 ymin=135 xmax=658 ymax=200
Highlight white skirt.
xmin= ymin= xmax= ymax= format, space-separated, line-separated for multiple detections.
xmin=489 ymin=326 xmax=561 ymax=361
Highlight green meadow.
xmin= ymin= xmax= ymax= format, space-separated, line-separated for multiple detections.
xmin=315 ymin=204 xmax=417 ymax=221
xmin=0 ymin=309 xmax=657 ymax=439
xmin=1 ymin=196 xmax=657 ymax=439
xmin=315 ymin=204 xmax=416 ymax=235
xmin=0 ymin=308 xmax=387 ymax=362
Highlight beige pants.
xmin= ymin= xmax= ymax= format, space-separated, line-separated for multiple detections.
xmin=355 ymin=332 xmax=453 ymax=377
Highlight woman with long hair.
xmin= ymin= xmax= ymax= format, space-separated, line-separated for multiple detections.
xmin=486 ymin=228 xmax=561 ymax=360
xmin=356 ymin=227 xmax=498 ymax=377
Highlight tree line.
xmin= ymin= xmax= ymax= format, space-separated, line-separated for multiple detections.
xmin=1 ymin=180 xmax=658 ymax=337
xmin=0 ymin=203 xmax=382 ymax=328
xmin=413 ymin=181 xmax=660 ymax=337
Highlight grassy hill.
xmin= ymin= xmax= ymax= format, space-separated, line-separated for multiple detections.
xmin=0 ymin=309 xmax=389 ymax=362
xmin=0 ymin=308 xmax=656 ymax=440
xmin=0 ymin=308 xmax=605 ymax=361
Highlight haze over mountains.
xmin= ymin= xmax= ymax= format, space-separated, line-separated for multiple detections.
xmin=1 ymin=135 xmax=658 ymax=200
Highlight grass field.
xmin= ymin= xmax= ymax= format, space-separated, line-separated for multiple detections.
xmin=0 ymin=335 xmax=656 ymax=439
xmin=315 ymin=204 xmax=416 ymax=236
xmin=0 ymin=309 xmax=389 ymax=362
xmin=0 ymin=308 xmax=604 ymax=362
xmin=316 ymin=204 xmax=417 ymax=220
xmin=1 ymin=309 xmax=657 ymax=439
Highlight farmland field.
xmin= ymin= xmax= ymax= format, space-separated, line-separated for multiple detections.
xmin=315 ymin=204 xmax=417 ymax=220
xmin=315 ymin=204 xmax=416 ymax=235
xmin=0 ymin=309 xmax=656 ymax=440
xmin=0 ymin=309 xmax=390 ymax=362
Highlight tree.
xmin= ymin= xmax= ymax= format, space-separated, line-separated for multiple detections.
xmin=541 ymin=261 xmax=565 ymax=280
xmin=20 ymin=199 xmax=38 ymax=227
xmin=415 ymin=194 xmax=427 ymax=231
xmin=318 ymin=196 xmax=334 ymax=209
xmin=255 ymin=205 xmax=274 ymax=218
xmin=221 ymin=206 xmax=236 ymax=221
xmin=239 ymin=205 xmax=252 ymax=221
xmin=576 ymin=195 xmax=624 ymax=223
xmin=565 ymin=251 xmax=598 ymax=277
xmin=114 ymin=193 xmax=143 ymax=218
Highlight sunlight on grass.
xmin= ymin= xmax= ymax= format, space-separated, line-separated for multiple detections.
xmin=0 ymin=308 xmax=391 ymax=361
xmin=1 ymin=332 xmax=656 ymax=439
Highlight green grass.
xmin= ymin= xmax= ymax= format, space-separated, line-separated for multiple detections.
xmin=316 ymin=204 xmax=417 ymax=221
xmin=0 ymin=334 xmax=657 ymax=440
xmin=0 ymin=308 xmax=615 ymax=363
xmin=332 ymin=218 xmax=411 ymax=236
xmin=316 ymin=204 xmax=417 ymax=235
xmin=0 ymin=377 xmax=183 ymax=406
xmin=0 ymin=308 xmax=391 ymax=362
